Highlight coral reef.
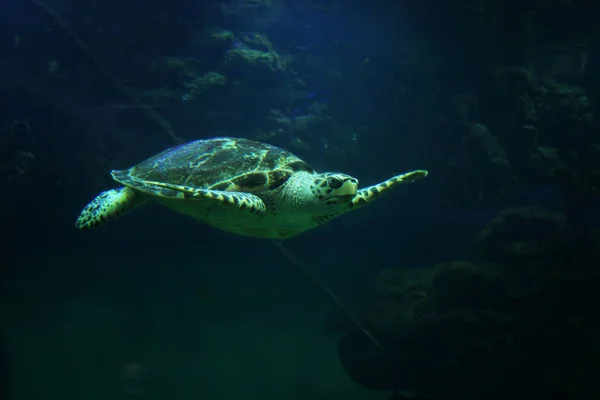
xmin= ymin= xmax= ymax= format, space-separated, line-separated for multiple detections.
xmin=331 ymin=206 xmax=596 ymax=398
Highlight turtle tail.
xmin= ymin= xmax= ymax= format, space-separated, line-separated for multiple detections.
xmin=75 ymin=187 xmax=143 ymax=230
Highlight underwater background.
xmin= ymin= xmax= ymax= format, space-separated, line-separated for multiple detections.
xmin=2 ymin=0 xmax=600 ymax=399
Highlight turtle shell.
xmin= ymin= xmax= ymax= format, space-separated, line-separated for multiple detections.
xmin=111 ymin=137 xmax=314 ymax=197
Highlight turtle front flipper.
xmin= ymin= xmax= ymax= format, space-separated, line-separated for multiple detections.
xmin=350 ymin=169 xmax=428 ymax=209
xmin=141 ymin=180 xmax=267 ymax=215
xmin=75 ymin=187 xmax=143 ymax=230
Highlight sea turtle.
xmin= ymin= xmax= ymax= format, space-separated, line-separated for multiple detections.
xmin=75 ymin=137 xmax=427 ymax=239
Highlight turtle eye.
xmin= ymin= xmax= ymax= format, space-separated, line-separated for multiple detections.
xmin=328 ymin=177 xmax=342 ymax=189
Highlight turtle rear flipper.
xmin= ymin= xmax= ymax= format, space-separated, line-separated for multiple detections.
xmin=141 ymin=180 xmax=267 ymax=215
xmin=351 ymin=169 xmax=428 ymax=209
xmin=75 ymin=187 xmax=143 ymax=230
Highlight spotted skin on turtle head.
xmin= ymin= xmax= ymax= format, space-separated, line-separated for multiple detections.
xmin=139 ymin=180 xmax=267 ymax=215
xmin=350 ymin=169 xmax=428 ymax=209
xmin=75 ymin=187 xmax=141 ymax=230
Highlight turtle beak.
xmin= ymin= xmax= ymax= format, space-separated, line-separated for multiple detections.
xmin=336 ymin=180 xmax=358 ymax=198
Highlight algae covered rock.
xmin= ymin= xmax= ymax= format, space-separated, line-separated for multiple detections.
xmin=324 ymin=268 xmax=433 ymax=334
xmin=475 ymin=207 xmax=565 ymax=262
xmin=430 ymin=261 xmax=505 ymax=313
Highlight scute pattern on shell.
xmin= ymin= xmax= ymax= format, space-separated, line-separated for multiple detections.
xmin=119 ymin=137 xmax=314 ymax=195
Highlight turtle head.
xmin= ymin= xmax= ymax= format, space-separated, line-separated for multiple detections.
xmin=309 ymin=172 xmax=358 ymax=209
